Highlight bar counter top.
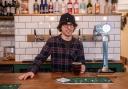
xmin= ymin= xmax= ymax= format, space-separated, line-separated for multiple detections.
xmin=0 ymin=72 xmax=128 ymax=89
xmin=0 ymin=59 xmax=122 ymax=64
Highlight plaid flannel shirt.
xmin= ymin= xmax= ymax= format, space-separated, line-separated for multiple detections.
xmin=29 ymin=35 xmax=85 ymax=73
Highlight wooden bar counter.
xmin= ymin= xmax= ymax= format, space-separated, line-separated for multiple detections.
xmin=0 ymin=72 xmax=128 ymax=89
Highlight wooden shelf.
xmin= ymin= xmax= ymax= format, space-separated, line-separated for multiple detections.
xmin=15 ymin=13 xmax=122 ymax=16
xmin=0 ymin=16 xmax=14 ymax=20
xmin=0 ymin=34 xmax=15 ymax=36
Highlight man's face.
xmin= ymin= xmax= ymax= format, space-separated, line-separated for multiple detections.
xmin=61 ymin=23 xmax=75 ymax=37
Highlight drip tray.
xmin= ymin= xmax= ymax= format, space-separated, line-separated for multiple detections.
xmin=0 ymin=84 xmax=20 ymax=89
xmin=57 ymin=77 xmax=113 ymax=84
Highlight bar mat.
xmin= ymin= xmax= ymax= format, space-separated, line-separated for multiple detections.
xmin=56 ymin=77 xmax=113 ymax=84
xmin=0 ymin=84 xmax=20 ymax=89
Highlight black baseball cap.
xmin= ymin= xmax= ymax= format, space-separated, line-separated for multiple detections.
xmin=57 ymin=13 xmax=77 ymax=31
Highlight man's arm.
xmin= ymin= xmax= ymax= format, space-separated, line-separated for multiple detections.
xmin=29 ymin=38 xmax=52 ymax=74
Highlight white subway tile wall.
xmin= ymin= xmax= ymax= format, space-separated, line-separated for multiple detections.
xmin=15 ymin=23 xmax=26 ymax=29
xmin=19 ymin=16 xmax=32 ymax=22
xmin=32 ymin=16 xmax=44 ymax=22
xmin=15 ymin=15 xmax=121 ymax=61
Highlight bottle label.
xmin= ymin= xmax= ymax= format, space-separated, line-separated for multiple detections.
xmin=95 ymin=4 xmax=100 ymax=14
xmin=4 ymin=8 xmax=7 ymax=15
xmin=49 ymin=8 xmax=53 ymax=13
xmin=80 ymin=4 xmax=86 ymax=10
xmin=74 ymin=4 xmax=78 ymax=8
xmin=40 ymin=6 xmax=44 ymax=14
xmin=88 ymin=7 xmax=92 ymax=14
xmin=74 ymin=8 xmax=79 ymax=14
xmin=68 ymin=4 xmax=72 ymax=8
xmin=21 ymin=1 xmax=29 ymax=14
xmin=34 ymin=5 xmax=38 ymax=10
xmin=104 ymin=5 xmax=111 ymax=14
xmin=11 ymin=7 xmax=15 ymax=14
xmin=7 ymin=7 xmax=10 ymax=13
xmin=44 ymin=7 xmax=48 ymax=13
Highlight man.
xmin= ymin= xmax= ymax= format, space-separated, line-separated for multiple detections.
xmin=18 ymin=13 xmax=86 ymax=80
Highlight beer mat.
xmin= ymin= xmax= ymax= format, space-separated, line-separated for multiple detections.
xmin=56 ymin=77 xmax=113 ymax=84
xmin=0 ymin=84 xmax=20 ymax=89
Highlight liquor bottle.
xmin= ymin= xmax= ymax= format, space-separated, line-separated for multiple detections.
xmin=40 ymin=0 xmax=44 ymax=14
xmin=3 ymin=1 xmax=8 ymax=16
xmin=9 ymin=0 xmax=14 ymax=16
xmin=61 ymin=0 xmax=67 ymax=13
xmin=73 ymin=0 xmax=79 ymax=14
xmin=95 ymin=0 xmax=100 ymax=14
xmin=9 ymin=1 xmax=12 ymax=16
xmin=67 ymin=0 xmax=73 ymax=14
xmin=21 ymin=0 xmax=29 ymax=14
xmin=15 ymin=0 xmax=20 ymax=15
xmin=48 ymin=0 xmax=53 ymax=13
xmin=13 ymin=0 xmax=17 ymax=14
xmin=33 ymin=0 xmax=39 ymax=14
xmin=104 ymin=0 xmax=111 ymax=14
xmin=0 ymin=0 xmax=3 ymax=16
xmin=54 ymin=0 xmax=60 ymax=13
xmin=87 ymin=0 xmax=93 ymax=14
xmin=111 ymin=0 xmax=117 ymax=13
xmin=7 ymin=1 xmax=11 ymax=16
xmin=11 ymin=0 xmax=16 ymax=15
xmin=79 ymin=0 xmax=87 ymax=14
xmin=44 ymin=0 xmax=48 ymax=13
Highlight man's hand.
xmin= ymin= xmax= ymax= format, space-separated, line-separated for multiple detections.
xmin=81 ymin=64 xmax=86 ymax=73
xmin=18 ymin=72 xmax=35 ymax=80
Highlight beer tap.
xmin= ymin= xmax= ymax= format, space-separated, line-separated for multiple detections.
xmin=93 ymin=24 xmax=112 ymax=73
xmin=34 ymin=29 xmax=44 ymax=42
xmin=49 ymin=24 xmax=52 ymax=37
xmin=34 ymin=29 xmax=38 ymax=42
xmin=49 ymin=29 xmax=51 ymax=37
xmin=78 ymin=29 xmax=81 ymax=40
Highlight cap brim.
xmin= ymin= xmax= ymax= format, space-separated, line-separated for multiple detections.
xmin=60 ymin=21 xmax=77 ymax=26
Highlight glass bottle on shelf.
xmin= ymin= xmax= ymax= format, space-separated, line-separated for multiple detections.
xmin=3 ymin=0 xmax=8 ymax=16
xmin=79 ymin=0 xmax=87 ymax=14
xmin=104 ymin=0 xmax=111 ymax=14
xmin=44 ymin=0 xmax=48 ymax=13
xmin=21 ymin=0 xmax=29 ymax=14
xmin=7 ymin=1 xmax=11 ymax=16
xmin=67 ymin=0 xmax=73 ymax=14
xmin=61 ymin=0 xmax=67 ymax=14
xmin=10 ymin=0 xmax=13 ymax=16
xmin=33 ymin=0 xmax=39 ymax=14
xmin=40 ymin=0 xmax=44 ymax=14
xmin=15 ymin=0 xmax=20 ymax=15
xmin=0 ymin=0 xmax=3 ymax=16
xmin=48 ymin=0 xmax=53 ymax=13
xmin=11 ymin=0 xmax=16 ymax=16
xmin=54 ymin=0 xmax=60 ymax=13
xmin=73 ymin=0 xmax=79 ymax=14
xmin=87 ymin=0 xmax=93 ymax=14
xmin=14 ymin=0 xmax=17 ymax=14
xmin=111 ymin=0 xmax=117 ymax=13
xmin=95 ymin=0 xmax=100 ymax=14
